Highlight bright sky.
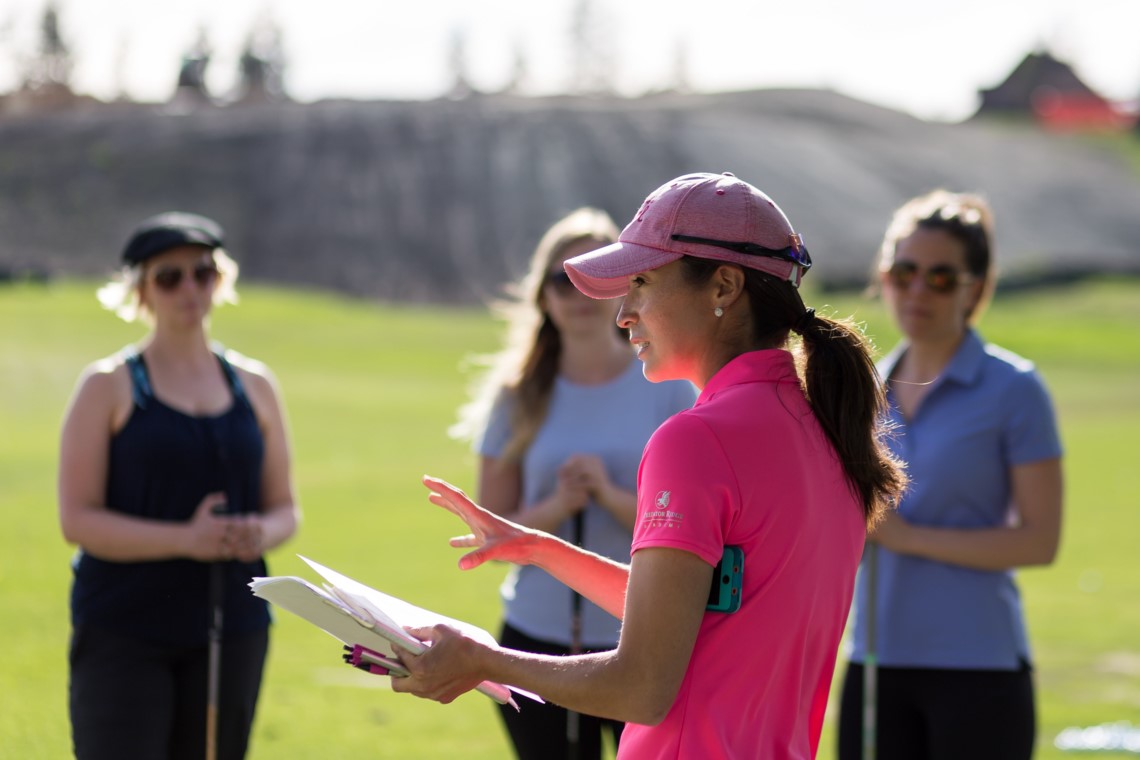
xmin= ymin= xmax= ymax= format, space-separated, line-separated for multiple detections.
xmin=2 ymin=0 xmax=1138 ymax=122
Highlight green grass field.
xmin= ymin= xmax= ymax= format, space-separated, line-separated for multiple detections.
xmin=2 ymin=277 xmax=1137 ymax=758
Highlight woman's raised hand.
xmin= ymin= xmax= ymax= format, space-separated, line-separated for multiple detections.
xmin=422 ymin=475 xmax=544 ymax=570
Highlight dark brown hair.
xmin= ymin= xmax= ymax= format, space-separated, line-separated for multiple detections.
xmin=877 ymin=189 xmax=996 ymax=322
xmin=681 ymin=257 xmax=906 ymax=526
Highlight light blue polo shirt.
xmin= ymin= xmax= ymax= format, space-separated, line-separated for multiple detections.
xmin=849 ymin=329 xmax=1062 ymax=669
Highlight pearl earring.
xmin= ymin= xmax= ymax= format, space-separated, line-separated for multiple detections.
xmin=714 ymin=307 xmax=724 ymax=318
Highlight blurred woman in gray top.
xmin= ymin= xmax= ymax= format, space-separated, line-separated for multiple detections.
xmin=452 ymin=208 xmax=696 ymax=759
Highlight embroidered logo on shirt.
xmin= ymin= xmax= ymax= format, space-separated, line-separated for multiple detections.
xmin=643 ymin=491 xmax=683 ymax=528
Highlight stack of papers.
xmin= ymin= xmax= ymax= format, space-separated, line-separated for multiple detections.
xmin=250 ymin=556 xmax=539 ymax=709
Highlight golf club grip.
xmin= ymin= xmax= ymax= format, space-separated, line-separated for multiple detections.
xmin=570 ymin=510 xmax=585 ymax=651
xmin=205 ymin=704 xmax=219 ymax=760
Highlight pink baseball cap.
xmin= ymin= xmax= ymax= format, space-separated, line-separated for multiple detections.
xmin=564 ymin=172 xmax=812 ymax=299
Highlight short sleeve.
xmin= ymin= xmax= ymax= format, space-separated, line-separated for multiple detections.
xmin=632 ymin=412 xmax=738 ymax=567
xmin=1004 ymin=369 xmax=1063 ymax=466
xmin=476 ymin=390 xmax=514 ymax=458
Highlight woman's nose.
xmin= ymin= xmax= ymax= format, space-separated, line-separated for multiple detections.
xmin=616 ymin=299 xmax=635 ymax=328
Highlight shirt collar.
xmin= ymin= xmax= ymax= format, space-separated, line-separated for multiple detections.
xmin=697 ymin=349 xmax=798 ymax=405
xmin=879 ymin=328 xmax=987 ymax=389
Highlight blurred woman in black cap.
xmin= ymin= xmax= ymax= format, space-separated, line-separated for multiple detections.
xmin=59 ymin=212 xmax=300 ymax=759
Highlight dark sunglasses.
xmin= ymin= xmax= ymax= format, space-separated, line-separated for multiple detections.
xmin=544 ymin=270 xmax=577 ymax=294
xmin=151 ymin=263 xmax=220 ymax=292
xmin=886 ymin=261 xmax=971 ymax=294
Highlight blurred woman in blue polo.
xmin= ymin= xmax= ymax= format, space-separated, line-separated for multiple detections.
xmin=838 ymin=190 xmax=1064 ymax=760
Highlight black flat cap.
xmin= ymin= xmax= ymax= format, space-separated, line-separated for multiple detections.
xmin=122 ymin=212 xmax=225 ymax=265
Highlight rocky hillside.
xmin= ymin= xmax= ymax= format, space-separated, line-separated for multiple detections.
xmin=2 ymin=89 xmax=1138 ymax=302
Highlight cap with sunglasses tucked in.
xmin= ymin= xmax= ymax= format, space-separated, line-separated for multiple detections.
xmin=121 ymin=212 xmax=225 ymax=265
xmin=564 ymin=172 xmax=812 ymax=299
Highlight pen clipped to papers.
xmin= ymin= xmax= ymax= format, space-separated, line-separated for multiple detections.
xmin=249 ymin=556 xmax=540 ymax=710
xmin=343 ymin=644 xmax=398 ymax=676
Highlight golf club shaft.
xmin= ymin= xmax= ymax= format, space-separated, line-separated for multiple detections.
xmin=567 ymin=510 xmax=585 ymax=760
xmin=206 ymin=561 xmax=224 ymax=760
xmin=862 ymin=542 xmax=878 ymax=760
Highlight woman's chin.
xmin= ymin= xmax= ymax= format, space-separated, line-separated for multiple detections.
xmin=640 ymin=360 xmax=675 ymax=385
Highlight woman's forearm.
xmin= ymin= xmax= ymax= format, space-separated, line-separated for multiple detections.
xmin=876 ymin=458 xmax=1063 ymax=571
xmin=260 ymin=501 xmax=300 ymax=552
xmin=503 ymin=492 xmax=581 ymax=534
xmin=483 ymin=646 xmax=671 ymax=725
xmin=528 ymin=533 xmax=629 ymax=619
xmin=595 ymin=485 xmax=637 ymax=532
xmin=398 ymin=546 xmax=709 ymax=724
xmin=892 ymin=521 xmax=1059 ymax=571
xmin=61 ymin=506 xmax=192 ymax=561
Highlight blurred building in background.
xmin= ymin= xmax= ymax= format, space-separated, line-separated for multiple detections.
xmin=976 ymin=49 xmax=1136 ymax=132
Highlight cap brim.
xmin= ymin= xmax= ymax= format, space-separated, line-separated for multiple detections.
xmin=563 ymin=241 xmax=683 ymax=299
xmin=122 ymin=228 xmax=222 ymax=264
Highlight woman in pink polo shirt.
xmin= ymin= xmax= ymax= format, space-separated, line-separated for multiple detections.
xmin=393 ymin=172 xmax=907 ymax=759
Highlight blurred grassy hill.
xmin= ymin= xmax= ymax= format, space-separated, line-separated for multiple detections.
xmin=2 ymin=90 xmax=1139 ymax=302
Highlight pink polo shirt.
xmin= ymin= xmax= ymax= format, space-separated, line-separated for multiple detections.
xmin=619 ymin=350 xmax=865 ymax=760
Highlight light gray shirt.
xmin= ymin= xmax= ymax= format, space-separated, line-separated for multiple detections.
xmin=479 ymin=360 xmax=697 ymax=646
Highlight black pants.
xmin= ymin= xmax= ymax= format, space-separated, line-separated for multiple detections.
xmin=837 ymin=661 xmax=1036 ymax=760
xmin=498 ymin=623 xmax=624 ymax=760
xmin=69 ymin=623 xmax=268 ymax=760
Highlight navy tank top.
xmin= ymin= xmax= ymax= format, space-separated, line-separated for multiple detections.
xmin=70 ymin=347 xmax=271 ymax=646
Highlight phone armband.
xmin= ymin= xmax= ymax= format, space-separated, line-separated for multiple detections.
xmin=707 ymin=545 xmax=744 ymax=613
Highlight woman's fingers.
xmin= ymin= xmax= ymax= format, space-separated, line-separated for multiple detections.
xmin=422 ymin=475 xmax=467 ymax=500
xmin=426 ymin=491 xmax=462 ymax=513
xmin=423 ymin=473 xmax=536 ymax=569
xmin=457 ymin=550 xmax=492 ymax=571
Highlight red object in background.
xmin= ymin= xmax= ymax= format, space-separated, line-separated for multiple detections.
xmin=1032 ymin=87 xmax=1137 ymax=131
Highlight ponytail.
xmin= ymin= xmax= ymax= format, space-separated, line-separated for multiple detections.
xmin=797 ymin=313 xmax=906 ymax=525
xmin=681 ymin=256 xmax=906 ymax=526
